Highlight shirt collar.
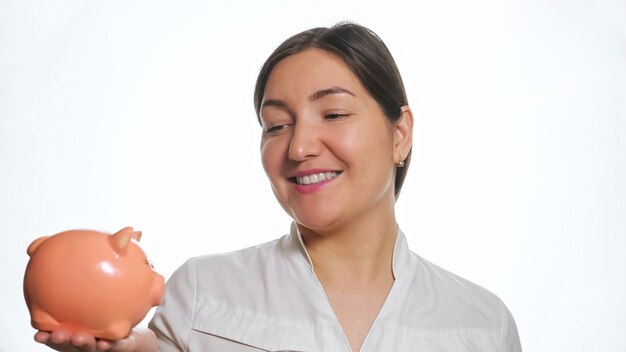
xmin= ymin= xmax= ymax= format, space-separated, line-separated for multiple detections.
xmin=288 ymin=222 xmax=413 ymax=279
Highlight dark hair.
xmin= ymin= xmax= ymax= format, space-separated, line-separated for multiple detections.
xmin=254 ymin=22 xmax=411 ymax=198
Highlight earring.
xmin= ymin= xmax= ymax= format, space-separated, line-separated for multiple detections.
xmin=397 ymin=158 xmax=405 ymax=167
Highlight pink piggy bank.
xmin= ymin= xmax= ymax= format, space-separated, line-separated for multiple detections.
xmin=23 ymin=227 xmax=165 ymax=340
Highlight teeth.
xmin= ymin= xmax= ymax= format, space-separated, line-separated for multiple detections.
xmin=296 ymin=172 xmax=338 ymax=185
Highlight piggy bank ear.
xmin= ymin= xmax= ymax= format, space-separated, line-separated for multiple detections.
xmin=110 ymin=227 xmax=140 ymax=255
xmin=27 ymin=236 xmax=49 ymax=256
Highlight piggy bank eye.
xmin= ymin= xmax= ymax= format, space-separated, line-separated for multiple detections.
xmin=143 ymin=258 xmax=154 ymax=269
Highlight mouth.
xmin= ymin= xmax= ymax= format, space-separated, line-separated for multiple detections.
xmin=289 ymin=171 xmax=342 ymax=185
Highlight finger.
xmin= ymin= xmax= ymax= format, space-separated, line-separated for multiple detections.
xmin=102 ymin=335 xmax=134 ymax=352
xmin=50 ymin=330 xmax=73 ymax=345
xmin=34 ymin=331 xmax=52 ymax=344
xmin=70 ymin=332 xmax=98 ymax=352
xmin=96 ymin=339 xmax=113 ymax=351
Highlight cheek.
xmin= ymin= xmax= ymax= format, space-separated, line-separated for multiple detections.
xmin=333 ymin=123 xmax=393 ymax=163
xmin=260 ymin=139 xmax=286 ymax=179
xmin=260 ymin=144 xmax=273 ymax=176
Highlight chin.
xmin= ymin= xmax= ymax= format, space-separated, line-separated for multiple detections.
xmin=292 ymin=212 xmax=345 ymax=234
xmin=280 ymin=197 xmax=349 ymax=232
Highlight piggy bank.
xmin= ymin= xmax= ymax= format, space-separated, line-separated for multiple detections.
xmin=23 ymin=227 xmax=165 ymax=340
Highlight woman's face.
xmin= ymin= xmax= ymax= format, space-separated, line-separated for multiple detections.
xmin=259 ymin=48 xmax=410 ymax=232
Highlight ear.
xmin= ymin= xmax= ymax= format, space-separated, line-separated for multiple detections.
xmin=132 ymin=230 xmax=142 ymax=242
xmin=393 ymin=106 xmax=414 ymax=163
xmin=27 ymin=236 xmax=49 ymax=257
xmin=110 ymin=227 xmax=135 ymax=255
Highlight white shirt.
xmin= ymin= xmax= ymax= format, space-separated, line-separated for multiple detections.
xmin=149 ymin=224 xmax=522 ymax=351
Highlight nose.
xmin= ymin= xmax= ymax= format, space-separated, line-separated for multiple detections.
xmin=287 ymin=119 xmax=322 ymax=162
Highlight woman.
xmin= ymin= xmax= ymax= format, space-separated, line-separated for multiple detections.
xmin=36 ymin=22 xmax=522 ymax=352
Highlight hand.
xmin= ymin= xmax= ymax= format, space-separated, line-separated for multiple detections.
xmin=34 ymin=327 xmax=157 ymax=352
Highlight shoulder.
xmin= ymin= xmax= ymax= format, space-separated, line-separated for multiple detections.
xmin=152 ymin=234 xmax=333 ymax=351
xmin=380 ymin=252 xmax=522 ymax=349
xmin=190 ymin=236 xmax=282 ymax=266
xmin=402 ymin=252 xmax=510 ymax=330
xmin=414 ymin=252 xmax=502 ymax=302
xmin=171 ymin=233 xmax=308 ymax=308
xmin=173 ymin=236 xmax=288 ymax=293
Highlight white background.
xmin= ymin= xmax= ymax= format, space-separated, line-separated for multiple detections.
xmin=1 ymin=0 xmax=625 ymax=351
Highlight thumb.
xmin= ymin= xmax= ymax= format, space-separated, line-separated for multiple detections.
xmin=100 ymin=328 xmax=156 ymax=352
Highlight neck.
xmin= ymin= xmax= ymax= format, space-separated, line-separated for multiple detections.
xmin=299 ymin=206 xmax=398 ymax=285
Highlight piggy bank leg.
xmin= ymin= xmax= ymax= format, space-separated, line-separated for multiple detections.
xmin=30 ymin=307 xmax=60 ymax=332
xmin=99 ymin=320 xmax=132 ymax=340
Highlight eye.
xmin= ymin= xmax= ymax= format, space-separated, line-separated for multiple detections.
xmin=324 ymin=113 xmax=349 ymax=120
xmin=265 ymin=124 xmax=288 ymax=134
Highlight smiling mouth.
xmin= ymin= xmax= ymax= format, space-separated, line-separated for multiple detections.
xmin=289 ymin=171 xmax=342 ymax=185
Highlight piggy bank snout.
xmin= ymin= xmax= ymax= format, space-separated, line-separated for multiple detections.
xmin=150 ymin=273 xmax=165 ymax=306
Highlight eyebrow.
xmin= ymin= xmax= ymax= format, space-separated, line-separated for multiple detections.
xmin=261 ymin=99 xmax=289 ymax=110
xmin=260 ymin=86 xmax=356 ymax=111
xmin=309 ymin=86 xmax=355 ymax=101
